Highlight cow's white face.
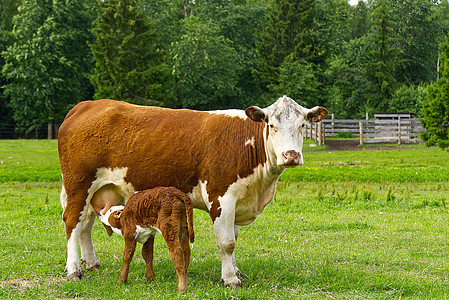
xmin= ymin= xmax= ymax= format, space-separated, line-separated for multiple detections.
xmin=246 ymin=95 xmax=328 ymax=167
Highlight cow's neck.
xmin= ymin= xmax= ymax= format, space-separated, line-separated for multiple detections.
xmin=233 ymin=162 xmax=285 ymax=226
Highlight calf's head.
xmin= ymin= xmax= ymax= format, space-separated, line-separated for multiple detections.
xmin=98 ymin=205 xmax=124 ymax=235
xmin=246 ymin=95 xmax=328 ymax=167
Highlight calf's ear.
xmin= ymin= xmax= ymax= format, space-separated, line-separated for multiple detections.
xmin=307 ymin=107 xmax=328 ymax=123
xmin=245 ymin=106 xmax=268 ymax=123
xmin=102 ymin=223 xmax=114 ymax=236
xmin=109 ymin=211 xmax=122 ymax=229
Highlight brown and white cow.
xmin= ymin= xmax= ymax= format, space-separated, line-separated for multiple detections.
xmin=58 ymin=95 xmax=328 ymax=287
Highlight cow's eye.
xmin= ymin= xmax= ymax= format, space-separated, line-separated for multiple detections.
xmin=269 ymin=124 xmax=277 ymax=132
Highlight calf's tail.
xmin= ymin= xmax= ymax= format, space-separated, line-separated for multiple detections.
xmin=180 ymin=193 xmax=195 ymax=244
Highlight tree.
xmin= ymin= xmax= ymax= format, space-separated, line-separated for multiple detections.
xmin=421 ymin=37 xmax=449 ymax=150
xmin=392 ymin=0 xmax=440 ymax=85
xmin=170 ymin=16 xmax=241 ymax=109
xmin=254 ymin=0 xmax=319 ymax=103
xmin=363 ymin=0 xmax=399 ymax=111
xmin=2 ymin=0 xmax=94 ymax=135
xmin=0 ymin=0 xmax=20 ymax=136
xmin=195 ymin=0 xmax=266 ymax=108
xmin=272 ymin=54 xmax=320 ymax=108
xmin=388 ymin=85 xmax=426 ymax=115
xmin=91 ymin=0 xmax=167 ymax=105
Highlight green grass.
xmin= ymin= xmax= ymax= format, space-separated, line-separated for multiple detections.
xmin=1 ymin=140 xmax=449 ymax=298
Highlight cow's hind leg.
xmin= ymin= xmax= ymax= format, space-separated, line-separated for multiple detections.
xmin=63 ymin=188 xmax=91 ymax=281
xmin=80 ymin=209 xmax=100 ymax=270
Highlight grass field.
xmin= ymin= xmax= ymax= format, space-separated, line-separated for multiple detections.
xmin=1 ymin=140 xmax=449 ymax=299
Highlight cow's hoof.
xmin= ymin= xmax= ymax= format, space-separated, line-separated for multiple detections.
xmin=81 ymin=258 xmax=101 ymax=271
xmin=86 ymin=262 xmax=101 ymax=271
xmin=222 ymin=277 xmax=242 ymax=288
xmin=67 ymin=270 xmax=84 ymax=281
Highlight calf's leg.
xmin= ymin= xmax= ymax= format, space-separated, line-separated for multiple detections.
xmin=118 ymin=234 xmax=137 ymax=283
xmin=142 ymin=234 xmax=155 ymax=280
xmin=162 ymin=229 xmax=188 ymax=293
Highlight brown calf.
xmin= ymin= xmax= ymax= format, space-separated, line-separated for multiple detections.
xmin=98 ymin=187 xmax=194 ymax=293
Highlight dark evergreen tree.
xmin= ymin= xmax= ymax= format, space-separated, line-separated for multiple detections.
xmin=363 ymin=0 xmax=399 ymax=111
xmin=91 ymin=0 xmax=167 ymax=105
xmin=393 ymin=0 xmax=440 ymax=85
xmin=254 ymin=0 xmax=319 ymax=103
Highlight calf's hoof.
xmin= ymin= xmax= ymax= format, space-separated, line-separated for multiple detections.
xmin=118 ymin=276 xmax=128 ymax=284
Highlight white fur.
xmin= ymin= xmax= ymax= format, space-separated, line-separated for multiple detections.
xmin=134 ymin=225 xmax=161 ymax=244
xmin=98 ymin=205 xmax=125 ymax=236
xmin=244 ymin=137 xmax=255 ymax=147
xmin=206 ymin=109 xmax=247 ymax=119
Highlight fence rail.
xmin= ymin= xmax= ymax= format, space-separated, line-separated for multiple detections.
xmin=306 ymin=117 xmax=424 ymax=145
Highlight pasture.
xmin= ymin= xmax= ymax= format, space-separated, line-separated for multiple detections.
xmin=1 ymin=140 xmax=449 ymax=299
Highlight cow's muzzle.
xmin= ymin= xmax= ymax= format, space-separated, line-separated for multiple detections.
xmin=281 ymin=150 xmax=301 ymax=166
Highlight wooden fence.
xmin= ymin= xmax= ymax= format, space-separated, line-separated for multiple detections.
xmin=306 ymin=117 xmax=424 ymax=145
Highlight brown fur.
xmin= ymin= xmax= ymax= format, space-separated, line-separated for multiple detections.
xmin=59 ymin=100 xmax=266 ymax=241
xmin=108 ymin=187 xmax=194 ymax=293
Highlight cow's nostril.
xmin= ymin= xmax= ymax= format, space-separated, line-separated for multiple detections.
xmin=281 ymin=150 xmax=301 ymax=165
xmin=284 ymin=150 xmax=300 ymax=158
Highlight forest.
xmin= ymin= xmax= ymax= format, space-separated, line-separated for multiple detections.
xmin=1 ymin=0 xmax=449 ymax=138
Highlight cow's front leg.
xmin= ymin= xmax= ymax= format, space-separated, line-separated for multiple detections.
xmin=233 ymin=225 xmax=241 ymax=276
xmin=212 ymin=207 xmax=242 ymax=288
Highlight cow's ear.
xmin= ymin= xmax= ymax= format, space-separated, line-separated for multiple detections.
xmin=307 ymin=107 xmax=328 ymax=123
xmin=245 ymin=106 xmax=267 ymax=123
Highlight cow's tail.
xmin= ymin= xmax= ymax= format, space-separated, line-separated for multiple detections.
xmin=180 ymin=193 xmax=195 ymax=244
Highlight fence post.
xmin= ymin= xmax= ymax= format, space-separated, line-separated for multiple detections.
xmin=47 ymin=122 xmax=53 ymax=140
xmin=398 ymin=117 xmax=401 ymax=145
xmin=359 ymin=121 xmax=364 ymax=145
xmin=309 ymin=123 xmax=313 ymax=141
xmin=318 ymin=122 xmax=323 ymax=145
xmin=331 ymin=113 xmax=335 ymax=135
